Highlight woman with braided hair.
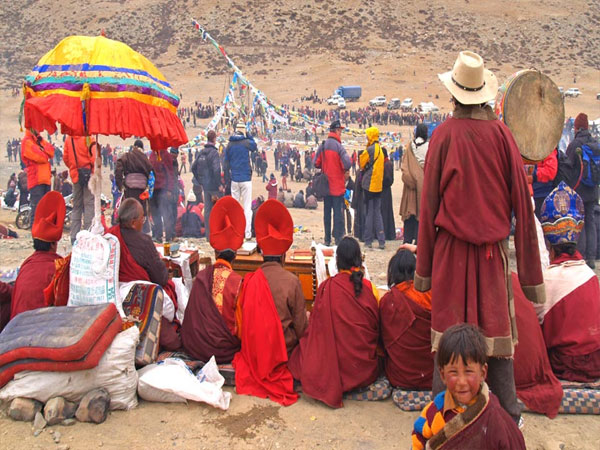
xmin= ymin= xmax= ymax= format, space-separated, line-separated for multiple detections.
xmin=288 ymin=236 xmax=380 ymax=408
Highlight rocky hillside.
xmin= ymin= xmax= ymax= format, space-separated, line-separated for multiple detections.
xmin=1 ymin=0 xmax=598 ymax=89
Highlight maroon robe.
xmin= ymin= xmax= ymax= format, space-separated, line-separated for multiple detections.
xmin=107 ymin=224 xmax=181 ymax=351
xmin=380 ymin=282 xmax=433 ymax=390
xmin=427 ymin=384 xmax=526 ymax=450
xmin=415 ymin=105 xmax=545 ymax=357
xmin=181 ymin=263 xmax=241 ymax=364
xmin=11 ymin=251 xmax=60 ymax=319
xmin=0 ymin=281 xmax=12 ymax=332
xmin=288 ymin=272 xmax=379 ymax=408
xmin=512 ymin=273 xmax=563 ymax=418
xmin=540 ymin=252 xmax=600 ymax=382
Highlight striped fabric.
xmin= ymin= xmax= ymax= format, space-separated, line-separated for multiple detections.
xmin=412 ymin=391 xmax=463 ymax=450
xmin=24 ymin=37 xmax=180 ymax=113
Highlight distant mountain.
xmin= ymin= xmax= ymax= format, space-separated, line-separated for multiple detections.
xmin=1 ymin=0 xmax=598 ymax=89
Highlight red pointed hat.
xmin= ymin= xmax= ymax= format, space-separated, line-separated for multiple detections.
xmin=32 ymin=191 xmax=66 ymax=242
xmin=255 ymin=199 xmax=294 ymax=256
xmin=209 ymin=196 xmax=246 ymax=252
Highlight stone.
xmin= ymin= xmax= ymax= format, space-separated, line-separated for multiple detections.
xmin=57 ymin=445 xmax=70 ymax=450
xmin=75 ymin=388 xmax=110 ymax=424
xmin=33 ymin=412 xmax=46 ymax=431
xmin=61 ymin=418 xmax=76 ymax=426
xmin=53 ymin=430 xmax=62 ymax=443
xmin=8 ymin=398 xmax=43 ymax=422
xmin=44 ymin=397 xmax=77 ymax=426
xmin=33 ymin=429 xmax=43 ymax=437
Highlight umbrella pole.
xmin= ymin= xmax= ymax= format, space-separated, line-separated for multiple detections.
xmin=90 ymin=134 xmax=104 ymax=234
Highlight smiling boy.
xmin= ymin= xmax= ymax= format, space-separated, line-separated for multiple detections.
xmin=411 ymin=324 xmax=526 ymax=450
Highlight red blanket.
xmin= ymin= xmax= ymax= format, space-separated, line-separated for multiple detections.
xmin=233 ymin=269 xmax=298 ymax=406
xmin=288 ymin=272 xmax=379 ymax=408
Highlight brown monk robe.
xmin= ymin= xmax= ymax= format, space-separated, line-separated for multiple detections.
xmin=181 ymin=197 xmax=245 ymax=363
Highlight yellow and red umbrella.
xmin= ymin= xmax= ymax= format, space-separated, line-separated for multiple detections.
xmin=22 ymin=34 xmax=188 ymax=150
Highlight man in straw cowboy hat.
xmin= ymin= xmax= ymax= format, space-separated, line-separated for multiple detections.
xmin=414 ymin=51 xmax=545 ymax=423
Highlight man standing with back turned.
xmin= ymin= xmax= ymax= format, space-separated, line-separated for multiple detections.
xmin=224 ymin=122 xmax=257 ymax=239
xmin=415 ymin=51 xmax=545 ymax=425
xmin=314 ymin=120 xmax=351 ymax=246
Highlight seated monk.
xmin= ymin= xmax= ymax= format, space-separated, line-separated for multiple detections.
xmin=11 ymin=191 xmax=65 ymax=319
xmin=380 ymin=249 xmax=433 ymax=390
xmin=181 ymin=196 xmax=245 ymax=363
xmin=536 ymin=182 xmax=600 ymax=382
xmin=233 ymin=199 xmax=307 ymax=406
xmin=288 ymin=236 xmax=380 ymax=408
xmin=106 ymin=197 xmax=180 ymax=351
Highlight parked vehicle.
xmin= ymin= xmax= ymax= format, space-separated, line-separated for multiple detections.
xmin=334 ymin=85 xmax=362 ymax=101
xmin=564 ymin=88 xmax=581 ymax=98
xmin=387 ymin=98 xmax=401 ymax=110
xmin=369 ymin=96 xmax=386 ymax=107
xmin=327 ymin=94 xmax=343 ymax=105
xmin=337 ymin=98 xmax=347 ymax=109
xmin=401 ymin=98 xmax=413 ymax=110
xmin=418 ymin=102 xmax=439 ymax=113
xmin=596 ymin=93 xmax=600 ymax=100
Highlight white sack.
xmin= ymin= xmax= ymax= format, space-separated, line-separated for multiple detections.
xmin=0 ymin=326 xmax=139 ymax=410
xmin=137 ymin=357 xmax=230 ymax=410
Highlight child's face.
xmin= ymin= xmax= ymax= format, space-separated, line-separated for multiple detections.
xmin=440 ymin=357 xmax=487 ymax=405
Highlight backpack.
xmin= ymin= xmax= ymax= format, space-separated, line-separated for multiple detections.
xmin=193 ymin=150 xmax=210 ymax=185
xmin=554 ymin=150 xmax=581 ymax=189
xmin=580 ymin=143 xmax=600 ymax=187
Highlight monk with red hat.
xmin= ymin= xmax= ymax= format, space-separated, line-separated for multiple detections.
xmin=181 ymin=196 xmax=245 ymax=363
xmin=11 ymin=191 xmax=65 ymax=318
xmin=233 ymin=199 xmax=308 ymax=406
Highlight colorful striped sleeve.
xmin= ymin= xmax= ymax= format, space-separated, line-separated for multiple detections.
xmin=411 ymin=391 xmax=447 ymax=450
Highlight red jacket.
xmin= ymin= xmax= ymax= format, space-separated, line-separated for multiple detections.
xmin=314 ymin=133 xmax=351 ymax=196
xmin=63 ymin=136 xmax=96 ymax=184
xmin=21 ymin=130 xmax=54 ymax=189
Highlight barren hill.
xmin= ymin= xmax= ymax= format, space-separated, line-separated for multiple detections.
xmin=1 ymin=0 xmax=599 ymax=118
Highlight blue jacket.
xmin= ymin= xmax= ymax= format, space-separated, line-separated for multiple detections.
xmin=224 ymin=133 xmax=257 ymax=183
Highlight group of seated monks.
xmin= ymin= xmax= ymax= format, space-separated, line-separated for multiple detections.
xmin=0 ymin=181 xmax=598 ymax=448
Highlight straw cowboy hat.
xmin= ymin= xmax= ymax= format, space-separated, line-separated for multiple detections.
xmin=438 ymin=51 xmax=498 ymax=105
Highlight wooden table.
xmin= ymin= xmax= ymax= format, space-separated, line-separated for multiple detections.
xmin=154 ymin=244 xmax=209 ymax=285
xmin=232 ymin=248 xmax=333 ymax=311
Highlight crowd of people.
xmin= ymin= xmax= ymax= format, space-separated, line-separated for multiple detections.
xmin=0 ymin=50 xmax=599 ymax=449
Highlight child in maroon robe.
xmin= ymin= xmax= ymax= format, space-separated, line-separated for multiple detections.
xmin=181 ymin=196 xmax=245 ymax=364
xmin=412 ymin=324 xmax=525 ymax=450
xmin=11 ymin=191 xmax=65 ymax=319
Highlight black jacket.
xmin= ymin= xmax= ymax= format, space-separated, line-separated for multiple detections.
xmin=566 ymin=129 xmax=599 ymax=203
xmin=192 ymin=143 xmax=221 ymax=193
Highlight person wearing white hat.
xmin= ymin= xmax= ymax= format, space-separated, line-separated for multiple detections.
xmin=224 ymin=121 xmax=258 ymax=239
xmin=414 ymin=51 xmax=545 ymax=424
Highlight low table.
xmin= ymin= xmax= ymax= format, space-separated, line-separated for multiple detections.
xmin=232 ymin=248 xmax=333 ymax=311
xmin=154 ymin=244 xmax=210 ymax=288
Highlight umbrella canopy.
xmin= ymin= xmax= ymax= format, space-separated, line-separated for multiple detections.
xmin=23 ymin=35 xmax=188 ymax=150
